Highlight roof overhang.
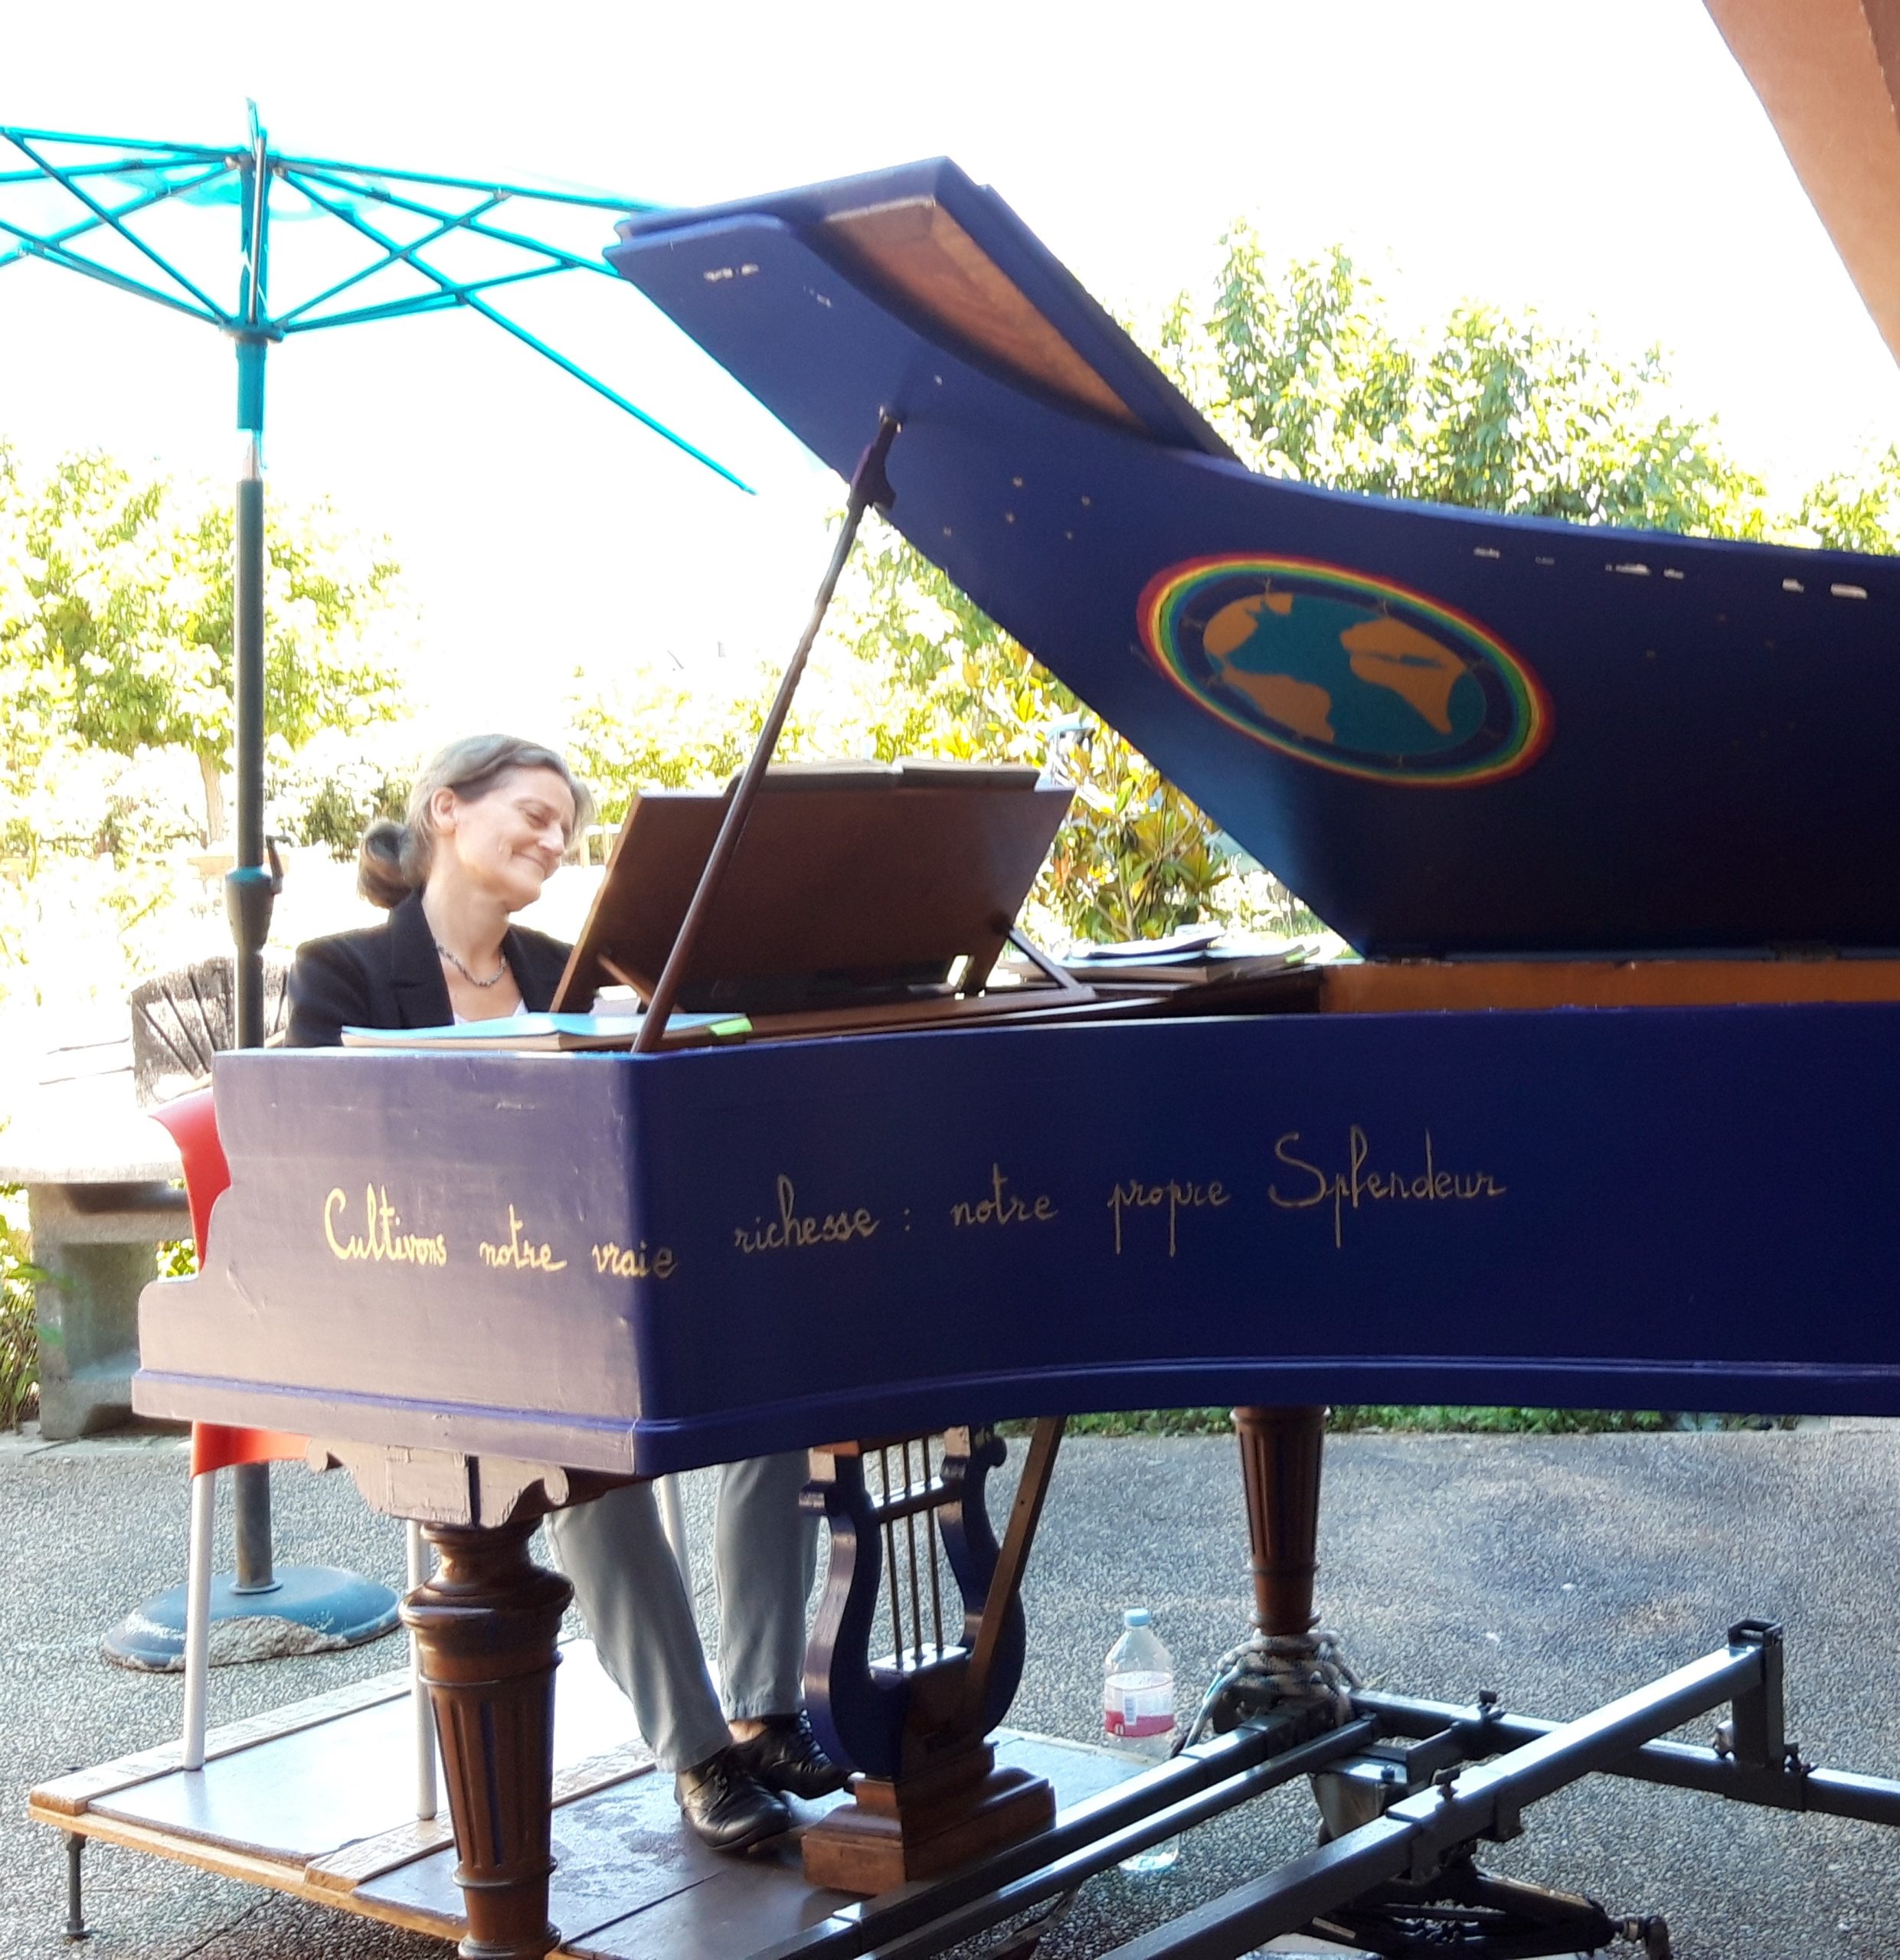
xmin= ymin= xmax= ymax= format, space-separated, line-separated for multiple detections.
xmin=1706 ymin=0 xmax=1900 ymax=364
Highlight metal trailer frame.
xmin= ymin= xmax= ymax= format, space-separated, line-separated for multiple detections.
xmin=737 ymin=1621 xmax=1900 ymax=1960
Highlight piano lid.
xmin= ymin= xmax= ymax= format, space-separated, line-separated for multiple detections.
xmin=609 ymin=158 xmax=1900 ymax=959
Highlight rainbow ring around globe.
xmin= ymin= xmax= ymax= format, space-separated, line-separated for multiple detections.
xmin=1137 ymin=554 xmax=1552 ymax=786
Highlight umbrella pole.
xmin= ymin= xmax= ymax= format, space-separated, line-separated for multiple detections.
xmin=224 ymin=126 xmax=277 ymax=1592
xmin=227 ymin=113 xmax=274 ymax=1056
xmin=188 ymin=124 xmax=394 ymax=1648
xmin=228 ymin=375 xmax=270 ymax=1049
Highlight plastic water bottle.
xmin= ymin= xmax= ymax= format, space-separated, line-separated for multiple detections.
xmin=1103 ymin=1606 xmax=1179 ymax=1873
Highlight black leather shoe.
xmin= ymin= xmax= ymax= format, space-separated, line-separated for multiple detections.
xmin=728 ymin=1711 xmax=849 ymax=1800
xmin=675 ymin=1749 xmax=791 ymax=1853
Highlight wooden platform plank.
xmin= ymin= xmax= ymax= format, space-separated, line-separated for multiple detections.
xmin=72 ymin=1638 xmax=643 ymax=1866
xmin=90 ymin=1691 xmax=427 ymax=1860
xmin=25 ymin=1808 xmax=312 ymax=1902
xmin=562 ymin=1836 xmax=855 ymax=1960
xmin=303 ymin=1816 xmax=456 ymax=1894
xmin=570 ymin=1733 xmax=1137 ymax=1960
xmin=554 ymin=1740 xmax=656 ymax=1806
xmin=81 ymin=1641 xmax=644 ymax=1867
xmin=29 ymin=1663 xmax=411 ymax=1815
xmin=306 ymin=1740 xmax=657 ymax=1895
xmin=36 ymin=1681 xmax=1144 ymax=1960
xmin=356 ymin=1764 xmax=856 ymax=1943
xmin=32 ymin=1809 xmax=492 ymax=1948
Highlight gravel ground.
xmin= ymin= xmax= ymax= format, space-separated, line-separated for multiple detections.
xmin=2 ymin=1426 xmax=1897 ymax=1960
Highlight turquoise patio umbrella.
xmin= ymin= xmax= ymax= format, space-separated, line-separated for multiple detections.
xmin=0 ymin=103 xmax=740 ymax=1655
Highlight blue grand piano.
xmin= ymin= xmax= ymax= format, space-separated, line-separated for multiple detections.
xmin=135 ymin=162 xmax=1900 ymax=1958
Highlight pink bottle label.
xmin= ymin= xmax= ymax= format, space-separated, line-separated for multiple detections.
xmin=1104 ymin=1671 xmax=1174 ymax=1739
xmin=1106 ymin=1711 xmax=1176 ymax=1738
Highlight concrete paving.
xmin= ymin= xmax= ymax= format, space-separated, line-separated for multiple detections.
xmin=2 ymin=1427 xmax=1897 ymax=1959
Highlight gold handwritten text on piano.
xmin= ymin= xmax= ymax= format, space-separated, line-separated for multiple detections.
xmin=479 ymin=1205 xmax=568 ymax=1273
xmin=1268 ymin=1129 xmax=1505 ymax=1249
xmin=734 ymin=1174 xmax=879 ymax=1255
xmin=591 ymin=1240 xmax=678 ymax=1281
xmin=951 ymin=1165 xmax=1058 ymax=1230
xmin=1107 ymin=1178 xmax=1231 ymax=1256
xmin=323 ymin=1185 xmax=448 ymax=1266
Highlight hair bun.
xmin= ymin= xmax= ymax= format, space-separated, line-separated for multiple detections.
xmin=356 ymin=817 xmax=414 ymax=910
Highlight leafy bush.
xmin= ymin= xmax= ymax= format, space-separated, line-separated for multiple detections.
xmin=267 ymin=730 xmax=416 ymax=861
xmin=0 ymin=1185 xmax=44 ymax=1429
xmin=156 ymin=1239 xmax=196 ymax=1280
xmin=1007 ymin=1407 xmax=1792 ymax=1437
xmin=1328 ymin=1406 xmax=1671 ymax=1434
xmin=0 ymin=1287 xmax=32 ymax=1429
xmin=90 ymin=749 xmax=204 ymax=865
xmin=286 ymin=760 xmax=413 ymax=860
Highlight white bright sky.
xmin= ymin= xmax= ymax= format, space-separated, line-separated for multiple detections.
xmin=5 ymin=0 xmax=1898 ymax=745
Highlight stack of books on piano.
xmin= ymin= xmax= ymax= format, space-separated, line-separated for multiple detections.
xmin=1051 ymin=929 xmax=1325 ymax=990
xmin=339 ymin=1010 xmax=749 ymax=1053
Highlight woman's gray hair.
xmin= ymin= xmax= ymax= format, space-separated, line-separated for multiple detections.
xmin=358 ymin=733 xmax=596 ymax=909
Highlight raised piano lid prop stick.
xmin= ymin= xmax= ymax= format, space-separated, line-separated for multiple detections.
xmin=623 ymin=413 xmax=901 ymax=1050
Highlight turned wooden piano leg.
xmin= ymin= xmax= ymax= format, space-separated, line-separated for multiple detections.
xmin=1233 ymin=1405 xmax=1326 ymax=1638
xmin=402 ymin=1518 xmax=573 ymax=1960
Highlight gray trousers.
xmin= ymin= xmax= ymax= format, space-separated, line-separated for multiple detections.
xmin=545 ymin=1449 xmax=818 ymax=1772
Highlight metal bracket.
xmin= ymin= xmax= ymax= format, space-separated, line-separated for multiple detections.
xmin=1725 ymin=1619 xmax=1788 ymax=1772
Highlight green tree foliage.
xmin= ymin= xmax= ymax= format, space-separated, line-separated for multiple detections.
xmin=266 ymin=733 xmax=417 ymax=861
xmin=1159 ymin=232 xmax=1767 ymax=534
xmin=0 ymin=449 xmax=74 ymax=843
xmin=1795 ymin=443 xmax=1900 ymax=554
xmin=567 ymin=667 xmax=757 ymax=823
xmin=828 ymin=530 xmax=1235 ymax=940
xmin=819 ymin=233 xmax=1783 ymax=942
xmin=2 ymin=446 xmax=410 ymax=841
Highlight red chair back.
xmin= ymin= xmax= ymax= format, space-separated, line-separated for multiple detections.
xmin=149 ymin=1086 xmax=306 ymax=1478
xmin=149 ymin=1087 xmax=229 ymax=1263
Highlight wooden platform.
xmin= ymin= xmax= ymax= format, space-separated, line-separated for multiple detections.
xmin=28 ymin=1642 xmax=1135 ymax=1958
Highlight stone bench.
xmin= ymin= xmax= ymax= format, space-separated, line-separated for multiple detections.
xmin=2 ymin=953 xmax=290 ymax=1440
xmin=0 ymin=1112 xmax=187 ymax=1439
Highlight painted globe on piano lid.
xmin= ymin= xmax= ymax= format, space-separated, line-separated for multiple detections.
xmin=1138 ymin=554 xmax=1550 ymax=786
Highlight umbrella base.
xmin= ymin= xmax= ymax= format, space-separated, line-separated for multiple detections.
xmin=101 ymin=1566 xmax=401 ymax=1671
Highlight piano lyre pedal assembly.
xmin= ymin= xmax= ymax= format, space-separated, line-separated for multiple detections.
xmin=31 ymin=158 xmax=1900 ymax=1959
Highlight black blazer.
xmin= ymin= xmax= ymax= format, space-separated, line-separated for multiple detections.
xmin=286 ymin=890 xmax=574 ymax=1048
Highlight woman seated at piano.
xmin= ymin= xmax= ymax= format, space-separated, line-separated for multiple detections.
xmin=286 ymin=733 xmax=842 ymax=1851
